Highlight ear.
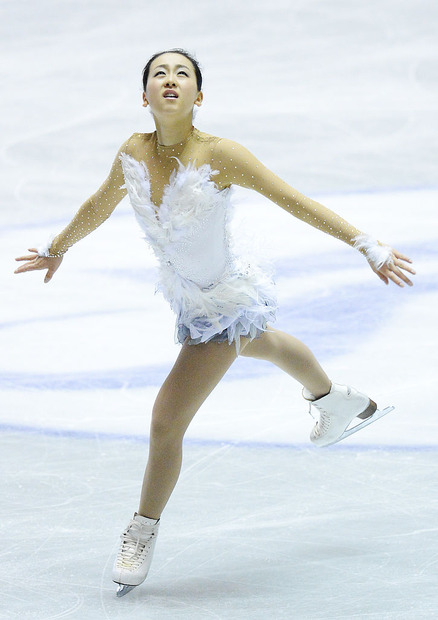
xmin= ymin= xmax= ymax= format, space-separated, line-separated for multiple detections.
xmin=194 ymin=91 xmax=203 ymax=107
xmin=142 ymin=92 xmax=149 ymax=108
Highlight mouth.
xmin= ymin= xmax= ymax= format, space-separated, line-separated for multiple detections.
xmin=163 ymin=90 xmax=178 ymax=99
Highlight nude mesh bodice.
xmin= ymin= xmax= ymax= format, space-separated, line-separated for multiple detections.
xmin=118 ymin=152 xmax=233 ymax=288
xmin=47 ymin=127 xmax=362 ymax=257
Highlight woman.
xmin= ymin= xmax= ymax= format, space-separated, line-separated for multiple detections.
xmin=14 ymin=49 xmax=415 ymax=596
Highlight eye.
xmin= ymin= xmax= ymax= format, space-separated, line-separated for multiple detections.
xmin=178 ymin=71 xmax=189 ymax=76
xmin=154 ymin=70 xmax=166 ymax=76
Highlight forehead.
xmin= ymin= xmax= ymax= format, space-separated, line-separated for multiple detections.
xmin=150 ymin=52 xmax=194 ymax=71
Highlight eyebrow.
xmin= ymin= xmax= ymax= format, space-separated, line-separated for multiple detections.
xmin=153 ymin=64 xmax=191 ymax=71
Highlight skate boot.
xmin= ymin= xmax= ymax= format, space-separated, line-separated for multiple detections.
xmin=303 ymin=383 xmax=393 ymax=447
xmin=112 ymin=513 xmax=160 ymax=597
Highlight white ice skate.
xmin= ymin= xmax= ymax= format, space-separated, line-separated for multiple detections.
xmin=112 ymin=513 xmax=160 ymax=597
xmin=303 ymin=383 xmax=394 ymax=447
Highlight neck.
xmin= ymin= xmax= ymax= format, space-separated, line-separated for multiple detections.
xmin=154 ymin=116 xmax=194 ymax=146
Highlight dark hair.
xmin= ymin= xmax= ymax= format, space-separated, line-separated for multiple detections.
xmin=142 ymin=49 xmax=203 ymax=92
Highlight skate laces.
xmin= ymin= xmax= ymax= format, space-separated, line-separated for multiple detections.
xmin=117 ymin=521 xmax=155 ymax=569
xmin=315 ymin=409 xmax=331 ymax=436
xmin=309 ymin=402 xmax=331 ymax=437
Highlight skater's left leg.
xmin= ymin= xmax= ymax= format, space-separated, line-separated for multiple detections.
xmin=240 ymin=326 xmax=331 ymax=398
xmin=240 ymin=326 xmax=386 ymax=446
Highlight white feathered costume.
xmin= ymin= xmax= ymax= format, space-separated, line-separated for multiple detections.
xmin=119 ymin=153 xmax=277 ymax=352
xmin=38 ymin=128 xmax=394 ymax=354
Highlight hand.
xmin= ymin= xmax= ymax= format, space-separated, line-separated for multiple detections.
xmin=370 ymin=248 xmax=415 ymax=288
xmin=14 ymin=248 xmax=63 ymax=283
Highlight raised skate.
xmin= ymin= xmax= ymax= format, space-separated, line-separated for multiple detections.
xmin=304 ymin=383 xmax=394 ymax=447
xmin=323 ymin=405 xmax=395 ymax=446
xmin=113 ymin=513 xmax=160 ymax=597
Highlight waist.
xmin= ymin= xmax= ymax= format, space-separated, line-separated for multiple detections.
xmin=162 ymin=232 xmax=231 ymax=288
xmin=163 ymin=254 xmax=232 ymax=288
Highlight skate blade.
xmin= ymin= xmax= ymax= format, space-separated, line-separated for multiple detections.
xmin=116 ymin=584 xmax=137 ymax=597
xmin=324 ymin=406 xmax=395 ymax=447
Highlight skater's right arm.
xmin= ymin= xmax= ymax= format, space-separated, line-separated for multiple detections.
xmin=43 ymin=137 xmax=131 ymax=256
xmin=14 ymin=136 xmax=132 ymax=283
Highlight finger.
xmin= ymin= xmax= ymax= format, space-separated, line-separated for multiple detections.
xmin=15 ymin=254 xmax=39 ymax=262
xmin=14 ymin=258 xmax=46 ymax=274
xmin=389 ymin=276 xmax=405 ymax=288
xmin=392 ymin=267 xmax=413 ymax=287
xmin=14 ymin=263 xmax=39 ymax=274
xmin=14 ymin=262 xmax=34 ymax=273
xmin=385 ymin=271 xmax=403 ymax=287
xmin=392 ymin=253 xmax=416 ymax=273
xmin=385 ymin=267 xmax=406 ymax=288
xmin=44 ymin=257 xmax=63 ymax=282
xmin=28 ymin=248 xmax=38 ymax=253
xmin=392 ymin=250 xmax=413 ymax=264
xmin=396 ymin=261 xmax=416 ymax=276
xmin=391 ymin=259 xmax=415 ymax=283
xmin=44 ymin=267 xmax=56 ymax=283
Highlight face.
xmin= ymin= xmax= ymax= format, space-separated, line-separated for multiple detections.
xmin=143 ymin=52 xmax=203 ymax=118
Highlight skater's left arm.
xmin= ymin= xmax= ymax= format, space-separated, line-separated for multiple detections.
xmin=211 ymin=139 xmax=415 ymax=288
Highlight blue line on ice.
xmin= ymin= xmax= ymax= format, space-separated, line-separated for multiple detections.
xmin=1 ymin=422 xmax=437 ymax=452
xmin=1 ymin=275 xmax=433 ymax=391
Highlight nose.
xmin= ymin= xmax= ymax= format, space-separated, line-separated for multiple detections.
xmin=165 ymin=74 xmax=177 ymax=87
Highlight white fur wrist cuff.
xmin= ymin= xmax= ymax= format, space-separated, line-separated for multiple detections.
xmin=353 ymin=234 xmax=393 ymax=270
xmin=37 ymin=234 xmax=64 ymax=258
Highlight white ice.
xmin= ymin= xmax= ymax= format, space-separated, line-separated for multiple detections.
xmin=1 ymin=1 xmax=437 ymax=618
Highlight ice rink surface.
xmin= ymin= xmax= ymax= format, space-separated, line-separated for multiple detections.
xmin=1 ymin=0 xmax=438 ymax=618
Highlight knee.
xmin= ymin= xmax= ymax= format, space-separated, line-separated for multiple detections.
xmin=150 ymin=397 xmax=185 ymax=444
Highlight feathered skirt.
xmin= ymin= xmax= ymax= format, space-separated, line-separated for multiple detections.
xmin=157 ymin=258 xmax=277 ymax=354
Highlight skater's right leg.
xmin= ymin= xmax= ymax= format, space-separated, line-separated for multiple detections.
xmin=113 ymin=337 xmax=249 ymax=593
xmin=139 ymin=336 xmax=248 ymax=519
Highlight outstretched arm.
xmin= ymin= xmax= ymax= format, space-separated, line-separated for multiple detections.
xmin=14 ymin=137 xmax=131 ymax=283
xmin=211 ymin=139 xmax=415 ymax=287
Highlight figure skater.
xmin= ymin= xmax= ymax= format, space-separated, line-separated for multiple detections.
xmin=14 ymin=49 xmax=415 ymax=597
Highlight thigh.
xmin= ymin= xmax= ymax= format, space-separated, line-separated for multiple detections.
xmin=153 ymin=338 xmax=248 ymax=434
xmin=239 ymin=325 xmax=279 ymax=360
